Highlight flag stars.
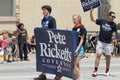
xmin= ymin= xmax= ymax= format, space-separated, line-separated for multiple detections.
xmin=57 ymin=65 xmax=62 ymax=72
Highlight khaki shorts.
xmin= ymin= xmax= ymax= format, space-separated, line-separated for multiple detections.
xmin=96 ymin=40 xmax=113 ymax=55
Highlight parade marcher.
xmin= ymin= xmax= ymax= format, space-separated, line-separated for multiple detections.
xmin=72 ymin=14 xmax=87 ymax=80
xmin=90 ymin=8 xmax=118 ymax=76
xmin=34 ymin=5 xmax=62 ymax=80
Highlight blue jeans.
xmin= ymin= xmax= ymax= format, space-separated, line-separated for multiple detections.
xmin=18 ymin=43 xmax=28 ymax=60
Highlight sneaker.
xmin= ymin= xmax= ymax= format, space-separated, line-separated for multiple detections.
xmin=24 ymin=59 xmax=30 ymax=61
xmin=7 ymin=60 xmax=12 ymax=63
xmin=105 ymin=71 xmax=110 ymax=76
xmin=12 ymin=60 xmax=15 ymax=62
xmin=92 ymin=70 xmax=97 ymax=77
xmin=34 ymin=74 xmax=46 ymax=80
xmin=2 ymin=61 xmax=8 ymax=64
xmin=54 ymin=74 xmax=62 ymax=80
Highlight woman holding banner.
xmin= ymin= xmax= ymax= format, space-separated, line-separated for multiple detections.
xmin=72 ymin=14 xmax=87 ymax=80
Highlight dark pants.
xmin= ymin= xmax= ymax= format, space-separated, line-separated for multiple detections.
xmin=117 ymin=44 xmax=120 ymax=56
xmin=18 ymin=43 xmax=28 ymax=60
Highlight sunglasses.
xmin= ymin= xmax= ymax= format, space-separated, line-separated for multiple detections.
xmin=111 ymin=15 xmax=116 ymax=18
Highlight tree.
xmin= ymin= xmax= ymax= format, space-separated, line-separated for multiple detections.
xmin=98 ymin=0 xmax=111 ymax=18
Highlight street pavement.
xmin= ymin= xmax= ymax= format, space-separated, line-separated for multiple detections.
xmin=0 ymin=53 xmax=120 ymax=80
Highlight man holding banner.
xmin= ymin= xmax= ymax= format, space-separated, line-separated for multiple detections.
xmin=90 ymin=8 xmax=118 ymax=77
xmin=34 ymin=5 xmax=63 ymax=80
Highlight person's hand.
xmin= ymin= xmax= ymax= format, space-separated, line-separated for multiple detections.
xmin=74 ymin=50 xmax=78 ymax=56
xmin=90 ymin=6 xmax=93 ymax=12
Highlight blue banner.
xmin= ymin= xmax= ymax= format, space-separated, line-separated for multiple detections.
xmin=34 ymin=28 xmax=78 ymax=79
xmin=80 ymin=0 xmax=101 ymax=12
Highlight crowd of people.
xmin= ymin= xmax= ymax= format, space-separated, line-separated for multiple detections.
xmin=0 ymin=24 xmax=36 ymax=63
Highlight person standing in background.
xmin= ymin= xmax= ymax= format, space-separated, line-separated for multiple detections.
xmin=17 ymin=23 xmax=29 ymax=61
xmin=29 ymin=35 xmax=36 ymax=53
xmin=115 ymin=23 xmax=120 ymax=57
xmin=1 ymin=32 xmax=9 ymax=63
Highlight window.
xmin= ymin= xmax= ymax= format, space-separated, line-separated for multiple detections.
xmin=98 ymin=0 xmax=111 ymax=18
xmin=0 ymin=0 xmax=15 ymax=17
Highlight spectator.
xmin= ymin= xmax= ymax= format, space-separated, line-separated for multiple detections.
xmin=116 ymin=23 xmax=120 ymax=57
xmin=1 ymin=32 xmax=10 ymax=63
xmin=29 ymin=35 xmax=36 ymax=53
xmin=10 ymin=35 xmax=18 ymax=62
xmin=17 ymin=23 xmax=29 ymax=61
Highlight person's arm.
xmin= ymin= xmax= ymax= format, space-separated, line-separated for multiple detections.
xmin=75 ymin=35 xmax=84 ymax=53
xmin=48 ymin=16 xmax=56 ymax=29
xmin=91 ymin=41 xmax=95 ymax=48
xmin=14 ymin=44 xmax=18 ymax=53
xmin=90 ymin=8 xmax=96 ymax=23
xmin=51 ymin=17 xmax=56 ymax=29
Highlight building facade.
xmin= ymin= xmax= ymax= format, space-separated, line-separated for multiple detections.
xmin=0 ymin=0 xmax=120 ymax=36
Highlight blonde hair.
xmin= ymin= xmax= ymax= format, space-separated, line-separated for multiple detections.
xmin=72 ymin=14 xmax=82 ymax=24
